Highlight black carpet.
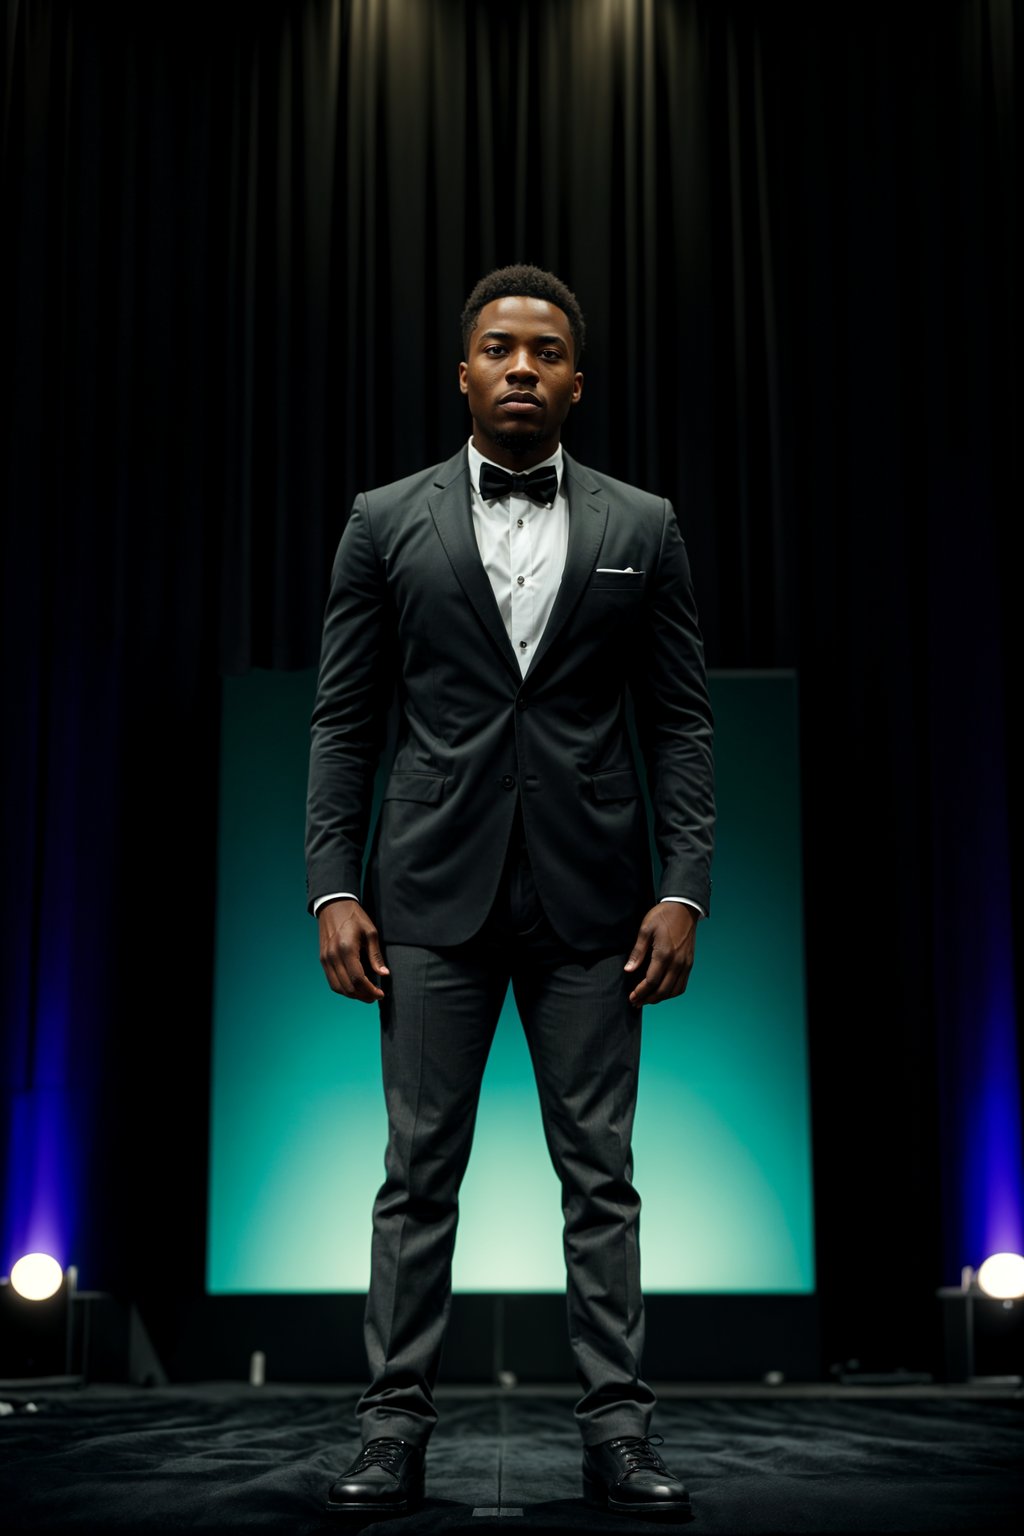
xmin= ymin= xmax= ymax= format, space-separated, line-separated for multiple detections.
xmin=0 ymin=1382 xmax=1021 ymax=1536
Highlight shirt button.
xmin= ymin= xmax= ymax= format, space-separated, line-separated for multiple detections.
xmin=501 ymin=774 xmax=516 ymax=789
xmin=519 ymin=640 xmax=528 ymax=650
xmin=516 ymin=518 xmax=524 ymax=528
xmin=517 ymin=575 xmax=525 ymax=586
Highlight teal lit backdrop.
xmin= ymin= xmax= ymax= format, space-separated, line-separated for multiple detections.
xmin=207 ymin=670 xmax=814 ymax=1295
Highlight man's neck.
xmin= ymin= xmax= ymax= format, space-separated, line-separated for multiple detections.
xmin=468 ymin=437 xmax=562 ymax=477
xmin=469 ymin=429 xmax=561 ymax=472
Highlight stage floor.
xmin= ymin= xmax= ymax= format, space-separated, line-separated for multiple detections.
xmin=0 ymin=1381 xmax=1021 ymax=1535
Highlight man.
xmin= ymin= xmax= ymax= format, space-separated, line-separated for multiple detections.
xmin=305 ymin=264 xmax=715 ymax=1519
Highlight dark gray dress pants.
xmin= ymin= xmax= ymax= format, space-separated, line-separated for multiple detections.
xmin=357 ymin=808 xmax=656 ymax=1447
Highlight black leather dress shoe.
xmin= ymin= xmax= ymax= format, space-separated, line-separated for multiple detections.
xmin=582 ymin=1434 xmax=691 ymax=1517
xmin=326 ymin=1437 xmax=426 ymax=1516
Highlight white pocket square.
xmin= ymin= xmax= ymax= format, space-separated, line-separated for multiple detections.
xmin=595 ymin=566 xmax=644 ymax=574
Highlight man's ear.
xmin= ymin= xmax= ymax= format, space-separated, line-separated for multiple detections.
xmin=458 ymin=361 xmax=469 ymax=395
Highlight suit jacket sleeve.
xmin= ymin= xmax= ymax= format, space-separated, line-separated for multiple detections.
xmin=628 ymin=499 xmax=716 ymax=915
xmin=305 ymin=496 xmax=396 ymax=914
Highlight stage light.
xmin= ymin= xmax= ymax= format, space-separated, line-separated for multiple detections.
xmin=976 ymin=1252 xmax=1024 ymax=1301
xmin=938 ymin=1255 xmax=1024 ymax=1384
xmin=8 ymin=1252 xmax=64 ymax=1301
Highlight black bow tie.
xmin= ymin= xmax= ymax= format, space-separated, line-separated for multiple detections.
xmin=479 ymin=462 xmax=559 ymax=505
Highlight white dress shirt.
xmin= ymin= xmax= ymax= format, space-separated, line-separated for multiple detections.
xmin=314 ymin=439 xmax=702 ymax=918
xmin=467 ymin=437 xmax=568 ymax=677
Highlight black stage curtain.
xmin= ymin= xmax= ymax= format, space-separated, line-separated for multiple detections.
xmin=1 ymin=0 xmax=1019 ymax=1378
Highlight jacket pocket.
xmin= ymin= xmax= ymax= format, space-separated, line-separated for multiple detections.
xmin=589 ymin=769 xmax=641 ymax=801
xmin=382 ymin=772 xmax=447 ymax=804
xmin=589 ymin=572 xmax=646 ymax=590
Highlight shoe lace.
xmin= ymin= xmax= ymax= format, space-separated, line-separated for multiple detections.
xmin=353 ymin=1438 xmax=408 ymax=1472
xmin=609 ymin=1434 xmax=668 ymax=1476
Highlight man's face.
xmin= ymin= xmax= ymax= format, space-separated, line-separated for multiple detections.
xmin=459 ymin=295 xmax=583 ymax=467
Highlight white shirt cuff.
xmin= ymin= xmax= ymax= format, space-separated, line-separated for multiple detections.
xmin=313 ymin=892 xmax=360 ymax=915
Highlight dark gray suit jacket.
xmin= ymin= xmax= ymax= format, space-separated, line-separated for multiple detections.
xmin=305 ymin=444 xmax=715 ymax=951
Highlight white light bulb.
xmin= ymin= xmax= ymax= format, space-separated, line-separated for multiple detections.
xmin=976 ymin=1252 xmax=1024 ymax=1300
xmin=9 ymin=1252 xmax=64 ymax=1301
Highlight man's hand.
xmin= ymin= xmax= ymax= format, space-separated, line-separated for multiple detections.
xmin=624 ymin=902 xmax=698 ymax=1008
xmin=318 ymin=898 xmax=390 ymax=1002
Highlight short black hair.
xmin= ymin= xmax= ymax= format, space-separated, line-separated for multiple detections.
xmin=460 ymin=264 xmax=586 ymax=363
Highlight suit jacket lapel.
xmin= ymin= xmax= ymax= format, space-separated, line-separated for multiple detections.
xmin=525 ymin=452 xmax=608 ymax=678
xmin=428 ymin=447 xmax=522 ymax=679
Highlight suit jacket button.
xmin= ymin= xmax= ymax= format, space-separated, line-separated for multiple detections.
xmin=500 ymin=775 xmax=516 ymax=790
xmin=516 ymin=695 xmax=527 ymax=710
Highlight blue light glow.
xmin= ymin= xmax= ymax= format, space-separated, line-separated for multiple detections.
xmin=968 ymin=965 xmax=1024 ymax=1264
xmin=3 ymin=1086 xmax=71 ymax=1276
